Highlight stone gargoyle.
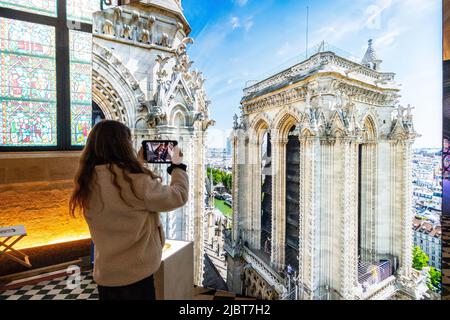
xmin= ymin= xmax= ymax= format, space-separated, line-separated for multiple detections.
xmin=147 ymin=105 xmax=167 ymax=127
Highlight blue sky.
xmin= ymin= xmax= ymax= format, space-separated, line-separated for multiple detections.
xmin=183 ymin=0 xmax=442 ymax=148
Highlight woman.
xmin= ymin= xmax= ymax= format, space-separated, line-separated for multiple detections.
xmin=69 ymin=120 xmax=188 ymax=300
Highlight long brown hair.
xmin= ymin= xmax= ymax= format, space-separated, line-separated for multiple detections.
xmin=69 ymin=120 xmax=160 ymax=217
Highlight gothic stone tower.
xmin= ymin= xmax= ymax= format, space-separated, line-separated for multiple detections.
xmin=92 ymin=0 xmax=214 ymax=285
xmin=226 ymin=41 xmax=428 ymax=300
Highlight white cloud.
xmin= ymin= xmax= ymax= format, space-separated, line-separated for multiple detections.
xmin=312 ymin=19 xmax=363 ymax=47
xmin=230 ymin=16 xmax=240 ymax=29
xmin=374 ymin=29 xmax=401 ymax=51
xmin=230 ymin=16 xmax=253 ymax=32
xmin=234 ymin=0 xmax=248 ymax=7
xmin=277 ymin=41 xmax=290 ymax=56
xmin=244 ymin=17 xmax=254 ymax=31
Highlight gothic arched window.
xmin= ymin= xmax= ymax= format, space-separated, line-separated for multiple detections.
xmin=174 ymin=112 xmax=186 ymax=127
xmin=285 ymin=125 xmax=300 ymax=271
xmin=260 ymin=130 xmax=272 ymax=257
xmin=0 ymin=0 xmax=100 ymax=149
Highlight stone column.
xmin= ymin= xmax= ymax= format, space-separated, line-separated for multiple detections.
xmin=270 ymin=130 xmax=287 ymax=269
xmin=233 ymin=130 xmax=248 ymax=244
xmin=242 ymin=135 xmax=253 ymax=246
xmin=252 ymin=136 xmax=262 ymax=250
xmin=399 ymin=139 xmax=414 ymax=278
xmin=231 ymin=133 xmax=239 ymax=242
xmin=339 ymin=138 xmax=359 ymax=299
xmin=269 ymin=129 xmax=279 ymax=268
xmin=192 ymin=132 xmax=205 ymax=285
xmin=298 ymin=135 xmax=320 ymax=300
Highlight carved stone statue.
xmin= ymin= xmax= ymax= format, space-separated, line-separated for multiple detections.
xmin=406 ymin=104 xmax=414 ymax=120
xmin=147 ymin=105 xmax=167 ymax=127
xmin=176 ymin=37 xmax=194 ymax=56
xmin=121 ymin=23 xmax=132 ymax=40
xmin=233 ymin=113 xmax=239 ymax=130
xmin=139 ymin=15 xmax=155 ymax=44
xmin=155 ymin=54 xmax=171 ymax=107
xmin=158 ymin=33 xmax=170 ymax=47
xmin=202 ymin=119 xmax=215 ymax=130
xmin=396 ymin=104 xmax=406 ymax=119
xmin=130 ymin=11 xmax=140 ymax=41
xmin=194 ymin=111 xmax=205 ymax=122
xmin=139 ymin=29 xmax=150 ymax=43
xmin=113 ymin=7 xmax=122 ymax=37
xmin=102 ymin=19 xmax=114 ymax=35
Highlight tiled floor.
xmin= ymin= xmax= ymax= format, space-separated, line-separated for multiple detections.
xmin=0 ymin=271 xmax=98 ymax=300
xmin=0 ymin=270 xmax=255 ymax=301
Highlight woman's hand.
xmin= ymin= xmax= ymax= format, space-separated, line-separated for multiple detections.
xmin=138 ymin=146 xmax=145 ymax=163
xmin=171 ymin=146 xmax=183 ymax=165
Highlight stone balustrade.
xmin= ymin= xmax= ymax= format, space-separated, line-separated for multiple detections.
xmin=359 ymin=275 xmax=398 ymax=300
xmin=241 ymin=246 xmax=287 ymax=295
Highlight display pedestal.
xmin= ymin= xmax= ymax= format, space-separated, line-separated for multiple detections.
xmin=154 ymin=240 xmax=193 ymax=300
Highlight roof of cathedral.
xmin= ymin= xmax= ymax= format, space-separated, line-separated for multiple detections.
xmin=241 ymin=40 xmax=398 ymax=102
xmin=147 ymin=0 xmax=183 ymax=14
xmin=136 ymin=0 xmax=191 ymax=33
xmin=361 ymin=39 xmax=380 ymax=66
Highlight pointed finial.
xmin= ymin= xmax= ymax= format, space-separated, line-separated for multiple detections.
xmin=361 ymin=39 xmax=382 ymax=71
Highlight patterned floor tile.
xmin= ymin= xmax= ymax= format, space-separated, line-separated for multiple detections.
xmin=0 ymin=270 xmax=254 ymax=301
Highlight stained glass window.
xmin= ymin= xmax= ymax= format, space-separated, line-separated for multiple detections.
xmin=0 ymin=0 xmax=57 ymax=17
xmin=69 ymin=30 xmax=92 ymax=146
xmin=67 ymin=0 xmax=100 ymax=24
xmin=0 ymin=17 xmax=57 ymax=146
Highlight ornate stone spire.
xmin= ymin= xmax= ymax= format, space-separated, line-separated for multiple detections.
xmin=361 ymin=39 xmax=382 ymax=71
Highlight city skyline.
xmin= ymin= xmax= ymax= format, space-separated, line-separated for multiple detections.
xmin=184 ymin=0 xmax=441 ymax=149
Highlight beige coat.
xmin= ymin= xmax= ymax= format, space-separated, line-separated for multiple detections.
xmin=84 ymin=164 xmax=189 ymax=286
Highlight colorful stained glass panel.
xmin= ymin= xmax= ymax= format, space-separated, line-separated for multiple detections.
xmin=0 ymin=0 xmax=57 ymax=17
xmin=69 ymin=30 xmax=92 ymax=146
xmin=0 ymin=17 xmax=57 ymax=146
xmin=67 ymin=0 xmax=100 ymax=24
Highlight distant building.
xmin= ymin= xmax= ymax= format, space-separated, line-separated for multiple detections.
xmin=226 ymin=136 xmax=232 ymax=157
xmin=413 ymin=218 xmax=442 ymax=270
xmin=208 ymin=147 xmax=228 ymax=159
xmin=207 ymin=146 xmax=232 ymax=170
xmin=412 ymin=149 xmax=442 ymax=235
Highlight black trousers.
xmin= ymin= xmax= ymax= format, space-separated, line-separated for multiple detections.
xmin=97 ymin=275 xmax=156 ymax=300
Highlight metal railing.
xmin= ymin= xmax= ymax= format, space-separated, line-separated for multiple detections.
xmin=358 ymin=259 xmax=393 ymax=290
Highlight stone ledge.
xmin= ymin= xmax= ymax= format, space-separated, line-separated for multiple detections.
xmin=0 ymin=152 xmax=81 ymax=184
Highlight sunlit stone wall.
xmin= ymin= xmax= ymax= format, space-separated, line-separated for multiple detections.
xmin=0 ymin=152 xmax=90 ymax=250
